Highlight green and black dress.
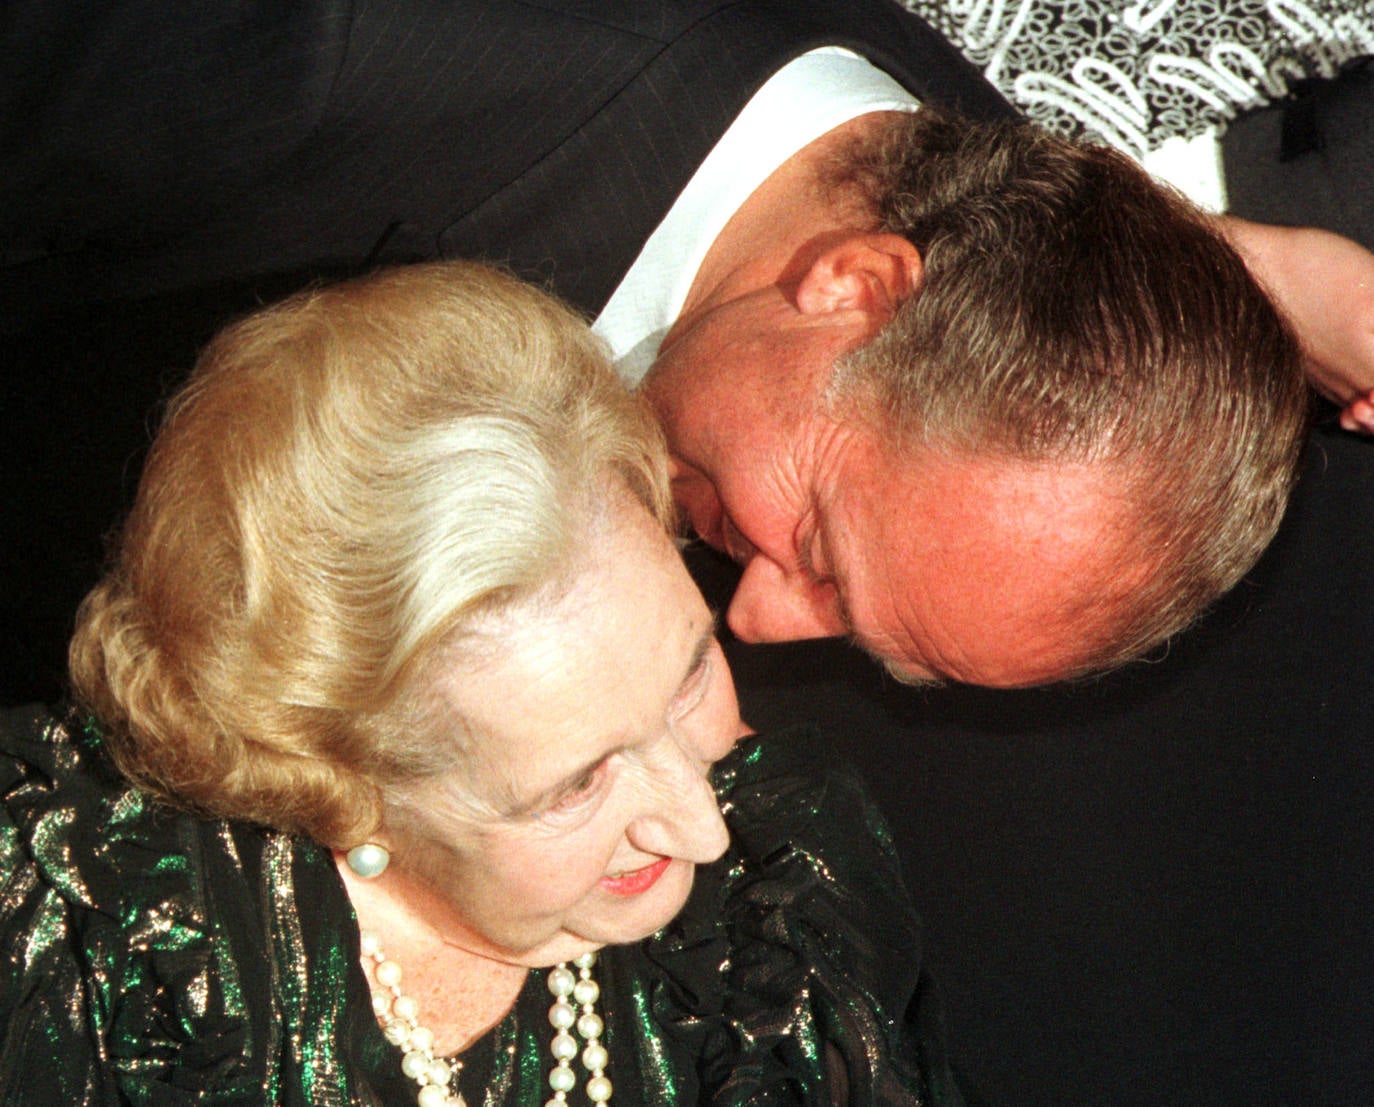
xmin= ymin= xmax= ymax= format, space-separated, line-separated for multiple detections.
xmin=0 ymin=706 xmax=962 ymax=1105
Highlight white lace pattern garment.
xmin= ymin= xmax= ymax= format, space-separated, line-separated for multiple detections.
xmin=902 ymin=0 xmax=1373 ymax=160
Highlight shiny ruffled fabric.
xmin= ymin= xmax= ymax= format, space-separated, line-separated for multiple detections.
xmin=0 ymin=705 xmax=961 ymax=1105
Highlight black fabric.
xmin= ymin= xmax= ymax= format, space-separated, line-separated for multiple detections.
xmin=0 ymin=0 xmax=1009 ymax=319
xmin=0 ymin=707 xmax=958 ymax=1105
xmin=7 ymin=3 xmax=1373 ymax=1102
xmin=0 ymin=0 xmax=1010 ymax=707
xmin=1222 ymin=54 xmax=1374 ymax=250
xmin=691 ymin=421 xmax=1374 ymax=1106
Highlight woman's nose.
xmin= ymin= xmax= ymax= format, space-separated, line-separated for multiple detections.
xmin=627 ymin=741 xmax=729 ymax=864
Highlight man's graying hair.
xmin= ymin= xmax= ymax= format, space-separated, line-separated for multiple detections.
xmin=832 ymin=110 xmax=1309 ymax=673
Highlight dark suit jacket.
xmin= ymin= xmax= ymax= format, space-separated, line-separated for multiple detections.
xmin=1223 ymin=54 xmax=1374 ymax=251
xmin=696 ymin=420 xmax=1374 ymax=1106
xmin=4 ymin=4 xmax=1372 ymax=1105
xmin=1 ymin=0 xmax=1009 ymax=701
xmin=1 ymin=0 xmax=1009 ymax=319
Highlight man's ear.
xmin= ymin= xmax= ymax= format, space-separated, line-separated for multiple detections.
xmin=795 ymin=233 xmax=923 ymax=321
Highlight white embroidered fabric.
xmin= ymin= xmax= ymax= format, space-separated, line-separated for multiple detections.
xmin=902 ymin=0 xmax=1373 ymax=159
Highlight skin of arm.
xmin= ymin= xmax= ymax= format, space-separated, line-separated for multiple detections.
xmin=1220 ymin=216 xmax=1374 ymax=432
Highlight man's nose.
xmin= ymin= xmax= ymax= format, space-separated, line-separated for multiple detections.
xmin=726 ymin=556 xmax=845 ymax=642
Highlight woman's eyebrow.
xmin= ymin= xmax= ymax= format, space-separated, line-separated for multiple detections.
xmin=503 ymin=620 xmax=717 ymax=818
xmin=681 ymin=624 xmax=714 ymax=684
xmin=504 ymin=749 xmax=622 ymax=819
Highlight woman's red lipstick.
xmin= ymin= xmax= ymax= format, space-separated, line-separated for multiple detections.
xmin=599 ymin=856 xmax=671 ymax=896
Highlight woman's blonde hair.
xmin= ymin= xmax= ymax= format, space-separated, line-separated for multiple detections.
xmin=69 ymin=261 xmax=670 ymax=846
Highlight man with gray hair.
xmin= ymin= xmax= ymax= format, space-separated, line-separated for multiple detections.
xmin=4 ymin=1 xmax=1373 ymax=1101
xmin=628 ymin=108 xmax=1308 ymax=686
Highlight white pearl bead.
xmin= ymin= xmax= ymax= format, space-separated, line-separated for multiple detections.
xmin=547 ymin=967 xmax=576 ymax=996
xmin=549 ymin=1001 xmax=576 ymax=1030
xmin=363 ymin=934 xmax=608 ymax=1107
xmin=417 ymin=1085 xmax=450 ymax=1107
xmin=346 ymin=842 xmax=391 ymax=879
xmin=550 ymin=1031 xmax=578 ymax=1061
xmin=548 ymin=1064 xmax=577 ymax=1094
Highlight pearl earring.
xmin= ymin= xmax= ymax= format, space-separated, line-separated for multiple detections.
xmin=346 ymin=842 xmax=391 ymax=879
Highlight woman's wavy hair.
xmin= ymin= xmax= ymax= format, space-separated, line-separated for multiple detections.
xmin=69 ymin=261 xmax=670 ymax=847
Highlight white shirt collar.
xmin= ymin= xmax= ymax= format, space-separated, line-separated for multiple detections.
xmin=593 ymin=47 xmax=918 ymax=385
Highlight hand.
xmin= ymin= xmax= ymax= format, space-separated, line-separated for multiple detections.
xmin=1218 ymin=216 xmax=1374 ymax=431
xmin=1339 ymin=390 xmax=1374 ymax=434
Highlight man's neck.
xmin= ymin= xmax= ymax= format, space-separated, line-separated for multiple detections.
xmin=670 ymin=111 xmax=899 ymax=339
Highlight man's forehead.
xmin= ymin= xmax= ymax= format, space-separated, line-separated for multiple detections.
xmin=824 ymin=445 xmax=1138 ymax=686
xmin=844 ymin=442 xmax=1122 ymax=539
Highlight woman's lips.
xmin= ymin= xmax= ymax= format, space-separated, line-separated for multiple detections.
xmin=599 ymin=856 xmax=672 ymax=896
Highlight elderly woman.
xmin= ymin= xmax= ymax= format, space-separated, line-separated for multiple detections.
xmin=0 ymin=262 xmax=958 ymax=1105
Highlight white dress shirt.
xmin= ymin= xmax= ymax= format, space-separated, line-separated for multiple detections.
xmin=593 ymin=48 xmax=918 ymax=385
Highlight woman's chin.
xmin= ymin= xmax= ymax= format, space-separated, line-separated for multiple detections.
xmin=595 ymin=858 xmax=697 ymax=944
xmin=502 ymin=860 xmax=700 ymax=968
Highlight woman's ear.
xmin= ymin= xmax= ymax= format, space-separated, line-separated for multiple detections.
xmin=795 ymin=233 xmax=923 ymax=322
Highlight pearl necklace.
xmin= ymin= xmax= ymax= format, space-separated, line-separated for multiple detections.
xmin=360 ymin=930 xmax=612 ymax=1106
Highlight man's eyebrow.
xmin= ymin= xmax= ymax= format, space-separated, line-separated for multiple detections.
xmin=800 ymin=529 xmax=859 ymax=639
xmin=833 ymin=589 xmax=859 ymax=640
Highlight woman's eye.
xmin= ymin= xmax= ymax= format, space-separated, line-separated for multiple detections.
xmin=669 ymin=651 xmax=712 ymax=721
xmin=567 ymin=768 xmax=599 ymax=798
xmin=543 ymin=762 xmax=606 ymax=816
